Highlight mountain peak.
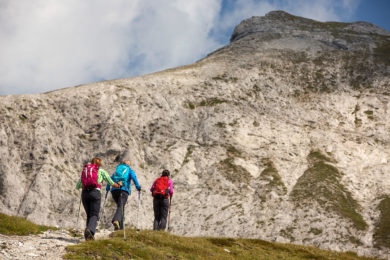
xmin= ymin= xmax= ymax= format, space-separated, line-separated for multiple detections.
xmin=230 ymin=10 xmax=390 ymax=43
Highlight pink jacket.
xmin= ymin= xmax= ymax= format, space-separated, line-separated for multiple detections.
xmin=150 ymin=178 xmax=173 ymax=197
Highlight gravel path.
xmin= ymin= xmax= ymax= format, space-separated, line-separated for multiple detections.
xmin=0 ymin=229 xmax=111 ymax=259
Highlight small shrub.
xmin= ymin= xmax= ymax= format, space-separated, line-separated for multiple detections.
xmin=182 ymin=145 xmax=194 ymax=165
xmin=364 ymin=110 xmax=374 ymax=120
xmin=199 ymin=98 xmax=227 ymax=107
xmin=216 ymin=122 xmax=226 ymax=128
xmin=19 ymin=114 xmax=28 ymax=121
xmin=184 ymin=101 xmax=195 ymax=110
xmin=78 ymin=134 xmax=87 ymax=140
xmin=309 ymin=228 xmax=323 ymax=235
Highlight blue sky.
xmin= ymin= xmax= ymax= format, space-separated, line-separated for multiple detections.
xmin=0 ymin=0 xmax=389 ymax=95
xmin=351 ymin=0 xmax=390 ymax=31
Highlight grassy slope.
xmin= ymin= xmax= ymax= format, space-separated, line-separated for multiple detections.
xmin=64 ymin=229 xmax=377 ymax=260
xmin=291 ymin=151 xmax=367 ymax=231
xmin=0 ymin=213 xmax=56 ymax=235
xmin=373 ymin=196 xmax=390 ymax=249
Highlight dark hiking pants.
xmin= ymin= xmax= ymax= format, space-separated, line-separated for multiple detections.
xmin=81 ymin=189 xmax=101 ymax=235
xmin=153 ymin=197 xmax=170 ymax=230
xmin=111 ymin=189 xmax=129 ymax=230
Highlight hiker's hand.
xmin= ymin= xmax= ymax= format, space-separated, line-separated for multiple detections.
xmin=137 ymin=187 xmax=141 ymax=191
xmin=118 ymin=181 xmax=123 ymax=187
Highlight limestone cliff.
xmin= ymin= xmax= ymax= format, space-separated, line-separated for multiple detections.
xmin=0 ymin=11 xmax=389 ymax=258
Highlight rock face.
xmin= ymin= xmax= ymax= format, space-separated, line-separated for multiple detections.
xmin=0 ymin=10 xmax=389 ymax=258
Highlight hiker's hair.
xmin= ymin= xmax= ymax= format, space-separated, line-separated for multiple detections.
xmin=91 ymin=157 xmax=102 ymax=166
xmin=122 ymin=160 xmax=131 ymax=166
xmin=162 ymin=169 xmax=170 ymax=177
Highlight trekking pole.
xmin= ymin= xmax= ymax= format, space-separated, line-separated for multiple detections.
xmin=167 ymin=196 xmax=172 ymax=231
xmin=121 ymin=191 xmax=126 ymax=241
xmin=137 ymin=190 xmax=141 ymax=232
xmin=99 ymin=190 xmax=109 ymax=229
xmin=75 ymin=191 xmax=81 ymax=232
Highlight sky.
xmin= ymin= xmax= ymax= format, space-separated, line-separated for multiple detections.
xmin=0 ymin=0 xmax=389 ymax=96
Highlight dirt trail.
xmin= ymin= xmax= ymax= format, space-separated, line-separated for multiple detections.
xmin=0 ymin=229 xmax=111 ymax=259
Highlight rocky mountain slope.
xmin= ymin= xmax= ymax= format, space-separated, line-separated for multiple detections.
xmin=0 ymin=11 xmax=389 ymax=258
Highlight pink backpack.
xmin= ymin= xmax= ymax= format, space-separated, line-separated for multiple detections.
xmin=81 ymin=164 xmax=101 ymax=190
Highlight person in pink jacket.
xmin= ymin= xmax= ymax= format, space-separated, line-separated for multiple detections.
xmin=150 ymin=169 xmax=173 ymax=230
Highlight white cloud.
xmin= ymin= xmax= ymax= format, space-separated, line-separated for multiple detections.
xmin=0 ymin=0 xmax=142 ymax=94
xmin=0 ymin=0 xmax=221 ymax=95
xmin=0 ymin=0 xmax=361 ymax=95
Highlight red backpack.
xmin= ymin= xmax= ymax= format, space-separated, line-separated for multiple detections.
xmin=152 ymin=176 xmax=170 ymax=199
xmin=81 ymin=164 xmax=100 ymax=190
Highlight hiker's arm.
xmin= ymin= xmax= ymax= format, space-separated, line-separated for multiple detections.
xmin=100 ymin=169 xmax=121 ymax=188
xmin=168 ymin=179 xmax=173 ymax=197
xmin=76 ymin=179 xmax=82 ymax=190
xmin=106 ymin=174 xmax=114 ymax=191
xmin=112 ymin=182 xmax=121 ymax=188
xmin=150 ymin=179 xmax=156 ymax=192
xmin=130 ymin=170 xmax=141 ymax=190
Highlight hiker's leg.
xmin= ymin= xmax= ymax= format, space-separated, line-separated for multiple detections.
xmin=119 ymin=191 xmax=128 ymax=230
xmin=81 ymin=190 xmax=91 ymax=227
xmin=153 ymin=198 xmax=161 ymax=230
xmin=112 ymin=189 xmax=122 ymax=223
xmin=86 ymin=190 xmax=101 ymax=235
xmin=159 ymin=198 xmax=170 ymax=230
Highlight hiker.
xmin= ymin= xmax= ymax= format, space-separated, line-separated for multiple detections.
xmin=150 ymin=169 xmax=173 ymax=230
xmin=106 ymin=160 xmax=141 ymax=230
xmin=76 ymin=157 xmax=122 ymax=240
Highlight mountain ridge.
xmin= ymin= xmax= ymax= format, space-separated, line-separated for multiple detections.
xmin=0 ymin=11 xmax=389 ymax=258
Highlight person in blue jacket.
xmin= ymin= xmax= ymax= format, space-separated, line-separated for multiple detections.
xmin=106 ymin=160 xmax=141 ymax=230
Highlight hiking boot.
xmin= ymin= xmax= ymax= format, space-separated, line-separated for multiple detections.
xmin=113 ymin=221 xmax=120 ymax=230
xmin=84 ymin=228 xmax=94 ymax=241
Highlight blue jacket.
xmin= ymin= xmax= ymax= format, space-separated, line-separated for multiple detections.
xmin=106 ymin=164 xmax=141 ymax=194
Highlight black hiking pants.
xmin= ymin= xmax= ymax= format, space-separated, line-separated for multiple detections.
xmin=81 ymin=189 xmax=101 ymax=235
xmin=153 ymin=197 xmax=170 ymax=230
xmin=111 ymin=189 xmax=129 ymax=230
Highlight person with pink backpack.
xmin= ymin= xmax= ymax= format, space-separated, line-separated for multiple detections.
xmin=76 ymin=157 xmax=122 ymax=240
xmin=150 ymin=169 xmax=173 ymax=230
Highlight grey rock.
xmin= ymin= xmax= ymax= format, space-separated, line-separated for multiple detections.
xmin=1 ymin=10 xmax=390 ymax=259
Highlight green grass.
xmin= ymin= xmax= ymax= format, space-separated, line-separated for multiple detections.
xmin=218 ymin=157 xmax=251 ymax=185
xmin=307 ymin=150 xmax=333 ymax=164
xmin=182 ymin=145 xmax=195 ymax=165
xmin=291 ymin=151 xmax=367 ymax=231
xmin=258 ymin=160 xmax=287 ymax=197
xmin=0 ymin=213 xmax=57 ymax=236
xmin=198 ymin=98 xmax=227 ymax=107
xmin=364 ymin=110 xmax=374 ymax=120
xmin=184 ymin=101 xmax=196 ymax=110
xmin=183 ymin=98 xmax=227 ymax=109
xmin=373 ymin=196 xmax=390 ymax=249
xmin=218 ymin=145 xmax=251 ymax=184
xmin=64 ymin=229 xmax=377 ymax=260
